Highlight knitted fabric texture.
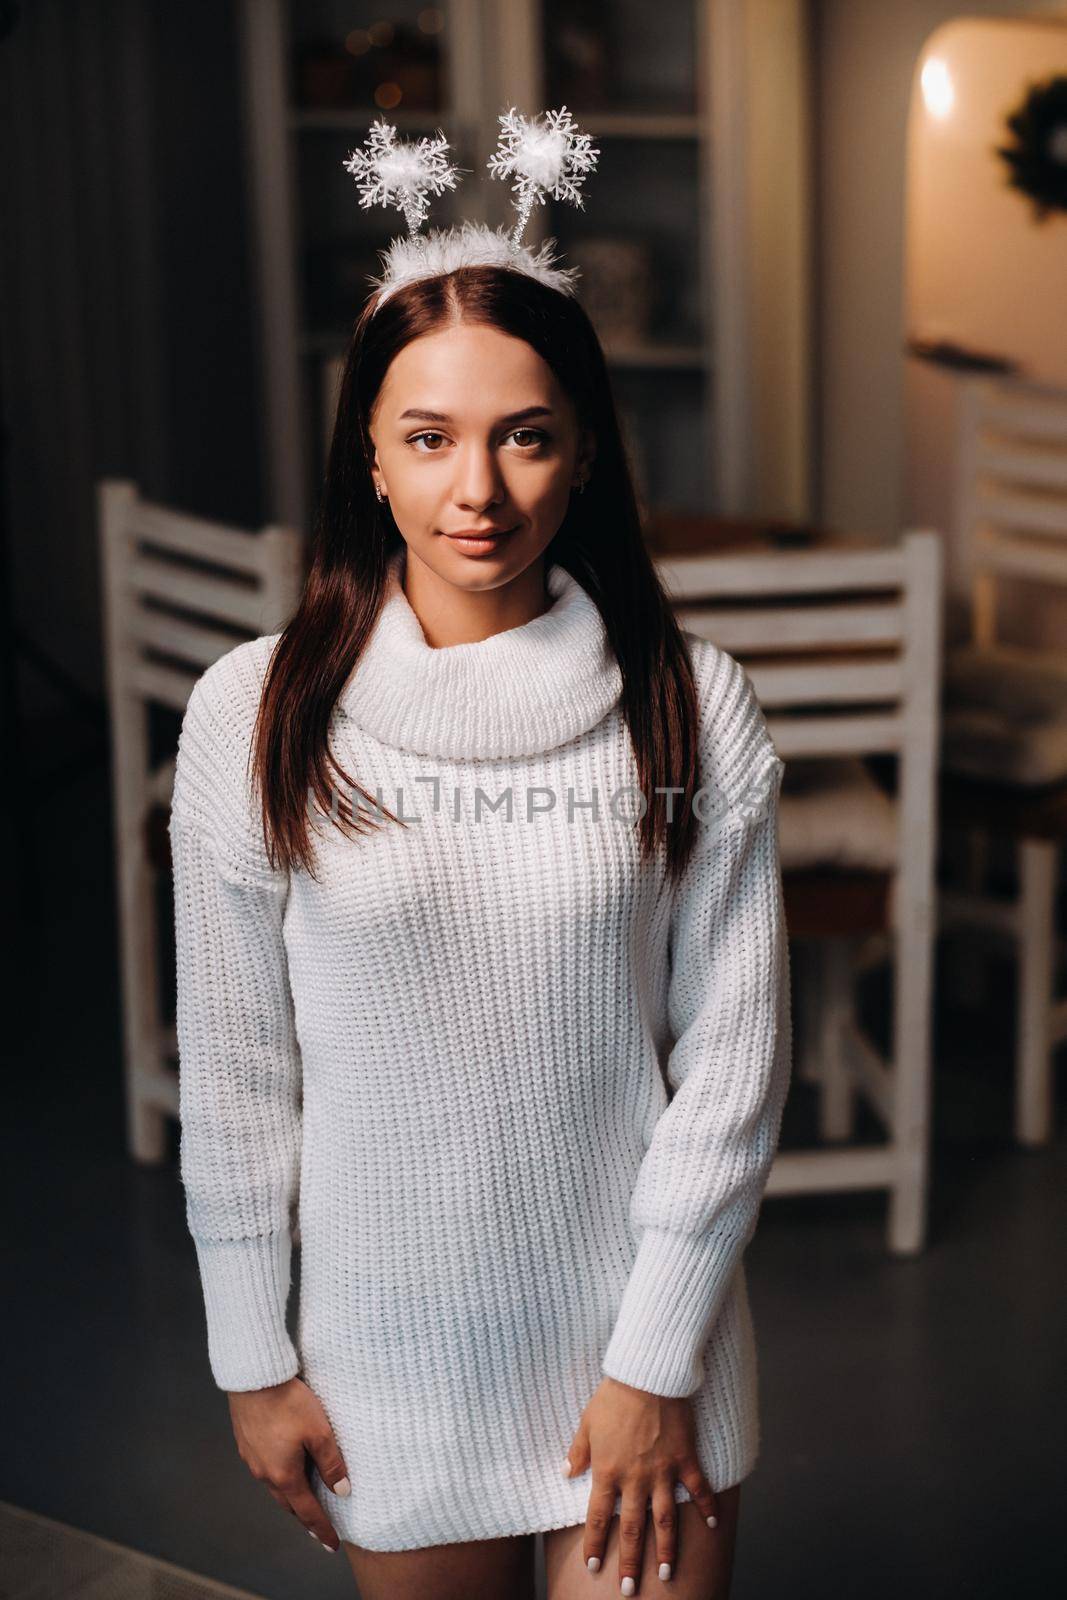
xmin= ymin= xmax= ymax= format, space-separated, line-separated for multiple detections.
xmin=170 ymin=546 xmax=792 ymax=1552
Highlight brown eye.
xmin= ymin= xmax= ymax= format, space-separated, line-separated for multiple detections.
xmin=409 ymin=431 xmax=447 ymax=453
xmin=507 ymin=428 xmax=549 ymax=450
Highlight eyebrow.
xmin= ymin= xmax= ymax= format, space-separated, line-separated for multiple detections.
xmin=396 ymin=405 xmax=555 ymax=425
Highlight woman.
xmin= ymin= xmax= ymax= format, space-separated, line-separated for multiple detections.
xmin=170 ymin=261 xmax=791 ymax=1600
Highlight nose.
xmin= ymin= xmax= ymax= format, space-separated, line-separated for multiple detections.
xmin=453 ymin=441 xmax=507 ymax=515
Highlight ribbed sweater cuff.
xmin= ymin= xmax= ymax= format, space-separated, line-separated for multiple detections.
xmin=193 ymin=1231 xmax=300 ymax=1393
xmin=601 ymin=1225 xmax=740 ymax=1398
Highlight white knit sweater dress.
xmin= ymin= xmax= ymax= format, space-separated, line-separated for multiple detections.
xmin=170 ymin=544 xmax=791 ymax=1553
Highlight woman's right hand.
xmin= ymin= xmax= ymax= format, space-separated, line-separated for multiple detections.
xmin=228 ymin=1375 xmax=350 ymax=1554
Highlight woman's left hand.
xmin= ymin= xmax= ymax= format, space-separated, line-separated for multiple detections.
xmin=563 ymin=1376 xmax=719 ymax=1593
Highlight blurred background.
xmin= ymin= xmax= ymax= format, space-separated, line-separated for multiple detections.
xmin=2 ymin=2 xmax=1066 ymax=1597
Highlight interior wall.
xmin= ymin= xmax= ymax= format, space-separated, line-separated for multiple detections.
xmin=811 ymin=0 xmax=1067 ymax=543
xmin=903 ymin=13 xmax=1067 ymax=648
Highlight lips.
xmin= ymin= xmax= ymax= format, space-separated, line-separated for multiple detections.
xmin=443 ymin=527 xmax=517 ymax=539
xmin=441 ymin=525 xmax=519 ymax=555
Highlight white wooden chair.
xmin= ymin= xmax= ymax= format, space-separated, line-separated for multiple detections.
xmin=98 ymin=479 xmax=304 ymax=1165
xmin=655 ymin=529 xmax=943 ymax=1254
xmin=939 ymin=375 xmax=1067 ymax=1146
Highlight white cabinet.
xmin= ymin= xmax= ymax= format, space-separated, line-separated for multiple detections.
xmin=238 ymin=0 xmax=812 ymax=534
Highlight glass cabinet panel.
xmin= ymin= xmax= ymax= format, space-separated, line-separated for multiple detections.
xmin=288 ymin=0 xmax=450 ymax=114
xmin=542 ymin=0 xmax=697 ymax=116
xmin=545 ymin=137 xmax=704 ymax=351
xmin=275 ymin=0 xmax=713 ymax=521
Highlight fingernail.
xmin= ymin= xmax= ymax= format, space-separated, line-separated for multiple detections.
xmin=307 ymin=1530 xmax=319 ymax=1541
xmin=621 ymin=1578 xmax=636 ymax=1597
xmin=659 ymin=1562 xmax=672 ymax=1580
xmin=333 ymin=1475 xmax=351 ymax=1497
xmin=562 ymin=1457 xmax=572 ymax=1476
xmin=587 ymin=1555 xmax=601 ymax=1572
xmin=706 ymin=1514 xmax=718 ymax=1528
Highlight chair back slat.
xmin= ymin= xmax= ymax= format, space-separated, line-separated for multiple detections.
xmin=99 ymin=479 xmax=304 ymax=720
xmin=746 ymin=656 xmax=906 ymax=707
xmin=125 ymin=612 xmax=253 ymax=673
xmin=658 ymin=531 xmax=941 ymax=769
xmin=136 ymin=501 xmax=282 ymax=574
xmin=679 ymin=601 xmax=906 ymax=654
xmin=768 ymin=712 xmax=907 ymax=759
xmin=132 ymin=662 xmax=206 ymax=715
xmin=127 ymin=555 xmax=280 ymax=633
xmin=973 ymin=488 xmax=1067 ymax=539
xmin=955 ymin=376 xmax=1067 ymax=609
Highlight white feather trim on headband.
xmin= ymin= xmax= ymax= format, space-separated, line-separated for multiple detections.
xmin=368 ymin=220 xmax=582 ymax=306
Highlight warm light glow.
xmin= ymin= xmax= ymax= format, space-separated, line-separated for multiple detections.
xmin=345 ymin=29 xmax=370 ymax=56
xmin=921 ymin=57 xmax=955 ymax=120
xmin=375 ymin=81 xmax=402 ymax=110
xmin=369 ymin=20 xmax=395 ymax=47
xmin=418 ymin=6 xmax=445 ymax=32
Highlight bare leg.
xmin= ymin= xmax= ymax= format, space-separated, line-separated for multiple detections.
xmin=543 ymin=1485 xmax=741 ymax=1600
xmin=343 ymin=1530 xmax=536 ymax=1600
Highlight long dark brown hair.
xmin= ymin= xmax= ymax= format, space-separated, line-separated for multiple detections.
xmin=251 ymin=264 xmax=704 ymax=884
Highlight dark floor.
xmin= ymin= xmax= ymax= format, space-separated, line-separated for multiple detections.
xmin=4 ymin=727 xmax=1065 ymax=1599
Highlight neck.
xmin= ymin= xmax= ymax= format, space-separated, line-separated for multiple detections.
xmin=400 ymin=543 xmax=553 ymax=648
xmin=336 ymin=543 xmax=624 ymax=759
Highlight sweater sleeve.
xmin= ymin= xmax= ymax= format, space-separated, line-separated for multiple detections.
xmin=169 ymin=645 xmax=303 ymax=1392
xmin=601 ymin=647 xmax=792 ymax=1398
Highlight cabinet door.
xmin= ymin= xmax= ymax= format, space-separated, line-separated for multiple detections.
xmin=534 ymin=0 xmax=713 ymax=514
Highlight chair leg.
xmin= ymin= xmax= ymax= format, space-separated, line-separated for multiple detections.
xmin=944 ymin=824 xmax=994 ymax=1010
xmin=888 ymin=896 xmax=935 ymax=1255
xmin=120 ymin=844 xmax=168 ymax=1165
xmin=1015 ymin=839 xmax=1058 ymax=1147
xmin=794 ymin=942 xmax=822 ymax=1085
xmin=817 ymin=940 xmax=857 ymax=1141
xmin=128 ymin=1081 xmax=168 ymax=1164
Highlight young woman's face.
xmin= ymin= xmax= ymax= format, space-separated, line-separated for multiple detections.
xmin=368 ymin=320 xmax=594 ymax=587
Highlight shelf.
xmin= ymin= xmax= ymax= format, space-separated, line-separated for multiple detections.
xmin=563 ymin=111 xmax=702 ymax=140
xmin=290 ymin=107 xmax=455 ymax=133
xmin=290 ymin=108 xmax=702 ymax=140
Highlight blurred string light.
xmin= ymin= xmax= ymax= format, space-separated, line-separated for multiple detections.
xmin=375 ymin=81 xmax=403 ymax=109
xmin=921 ymin=57 xmax=955 ymax=120
xmin=418 ymin=7 xmax=444 ymax=32
xmin=345 ymin=29 xmax=370 ymax=56
xmin=369 ymin=20 xmax=395 ymax=47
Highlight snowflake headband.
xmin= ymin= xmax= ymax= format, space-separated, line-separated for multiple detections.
xmin=342 ymin=106 xmax=600 ymax=311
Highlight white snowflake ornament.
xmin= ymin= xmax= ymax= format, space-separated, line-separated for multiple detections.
xmin=342 ymin=119 xmax=464 ymax=236
xmin=488 ymin=105 xmax=600 ymax=245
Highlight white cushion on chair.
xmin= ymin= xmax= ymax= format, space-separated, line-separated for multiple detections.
xmin=778 ymin=757 xmax=898 ymax=870
xmin=942 ymin=644 xmax=1067 ymax=787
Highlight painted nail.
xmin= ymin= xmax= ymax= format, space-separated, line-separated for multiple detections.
xmin=621 ymin=1578 xmax=636 ymax=1597
xmin=659 ymin=1562 xmax=672 ymax=1580
xmin=587 ymin=1555 xmax=601 ymax=1572
xmin=562 ymin=1457 xmax=572 ymax=1476
xmin=706 ymin=1514 xmax=718 ymax=1528
xmin=307 ymin=1530 xmax=319 ymax=1541
xmin=333 ymin=1475 xmax=352 ymax=1496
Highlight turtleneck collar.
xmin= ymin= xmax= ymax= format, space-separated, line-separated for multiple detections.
xmin=335 ymin=545 xmax=624 ymax=759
